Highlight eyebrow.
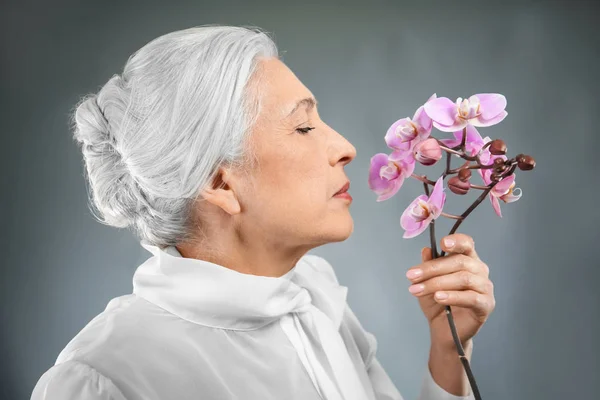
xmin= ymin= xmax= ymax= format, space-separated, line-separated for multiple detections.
xmin=283 ymin=97 xmax=318 ymax=119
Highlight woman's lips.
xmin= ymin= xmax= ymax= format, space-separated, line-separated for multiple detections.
xmin=334 ymin=181 xmax=350 ymax=196
xmin=333 ymin=192 xmax=352 ymax=202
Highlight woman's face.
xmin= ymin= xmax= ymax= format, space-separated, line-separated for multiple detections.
xmin=204 ymin=57 xmax=357 ymax=254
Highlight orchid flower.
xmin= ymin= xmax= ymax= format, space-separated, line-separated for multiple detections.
xmin=424 ymin=93 xmax=507 ymax=132
xmin=478 ymin=156 xmax=523 ymax=217
xmin=384 ymin=94 xmax=437 ymax=160
xmin=400 ymin=177 xmax=446 ymax=238
xmin=368 ymin=152 xmax=416 ymax=202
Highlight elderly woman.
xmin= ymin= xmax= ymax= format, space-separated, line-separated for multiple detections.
xmin=31 ymin=25 xmax=495 ymax=400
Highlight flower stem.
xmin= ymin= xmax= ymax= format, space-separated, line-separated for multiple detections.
xmin=447 ymin=160 xmax=470 ymax=174
xmin=442 ymin=151 xmax=452 ymax=179
xmin=411 ymin=174 xmax=437 ymax=186
xmin=440 ymin=184 xmax=496 ymax=249
xmin=441 ymin=212 xmax=463 ymax=220
xmin=423 ymin=181 xmax=439 ymax=258
xmin=412 ymin=173 xmax=491 ymax=192
xmin=460 ymin=126 xmax=467 ymax=151
xmin=427 ymin=186 xmax=494 ymax=400
xmin=437 ymin=143 xmax=464 ymax=157
xmin=425 ymin=131 xmax=490 ymax=400
xmin=448 ymin=163 xmax=494 ymax=174
xmin=469 ymin=184 xmax=489 ymax=190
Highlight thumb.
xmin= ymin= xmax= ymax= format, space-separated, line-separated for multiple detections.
xmin=421 ymin=246 xmax=433 ymax=262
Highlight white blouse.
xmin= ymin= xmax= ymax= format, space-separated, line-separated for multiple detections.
xmin=31 ymin=241 xmax=475 ymax=400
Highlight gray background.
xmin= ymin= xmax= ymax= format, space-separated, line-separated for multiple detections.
xmin=2 ymin=0 xmax=598 ymax=399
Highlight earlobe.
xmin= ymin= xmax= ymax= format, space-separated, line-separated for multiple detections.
xmin=224 ymin=192 xmax=241 ymax=215
xmin=201 ymin=187 xmax=241 ymax=215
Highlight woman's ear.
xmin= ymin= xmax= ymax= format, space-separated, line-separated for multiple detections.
xmin=200 ymin=167 xmax=241 ymax=215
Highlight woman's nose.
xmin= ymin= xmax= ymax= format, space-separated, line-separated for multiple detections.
xmin=332 ymin=134 xmax=356 ymax=167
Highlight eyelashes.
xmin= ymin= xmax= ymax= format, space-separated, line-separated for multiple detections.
xmin=296 ymin=126 xmax=316 ymax=135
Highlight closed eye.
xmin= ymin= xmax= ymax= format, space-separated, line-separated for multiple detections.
xmin=296 ymin=126 xmax=315 ymax=134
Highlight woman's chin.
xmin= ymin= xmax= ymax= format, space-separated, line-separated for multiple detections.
xmin=327 ymin=213 xmax=354 ymax=242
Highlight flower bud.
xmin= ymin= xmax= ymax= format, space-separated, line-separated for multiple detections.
xmin=458 ymin=168 xmax=471 ymax=182
xmin=448 ymin=176 xmax=470 ymax=195
xmin=493 ymin=157 xmax=507 ymax=172
xmin=489 ymin=139 xmax=507 ymax=155
xmin=414 ymin=138 xmax=442 ymax=166
xmin=517 ymin=154 xmax=536 ymax=171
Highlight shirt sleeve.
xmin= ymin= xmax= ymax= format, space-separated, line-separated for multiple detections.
xmin=30 ymin=360 xmax=127 ymax=400
xmin=417 ymin=363 xmax=476 ymax=400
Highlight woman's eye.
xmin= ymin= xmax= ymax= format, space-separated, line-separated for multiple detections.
xmin=296 ymin=126 xmax=316 ymax=135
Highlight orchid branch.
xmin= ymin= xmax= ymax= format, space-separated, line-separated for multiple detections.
xmin=368 ymin=93 xmax=536 ymax=400
xmin=423 ymin=132 xmax=528 ymax=400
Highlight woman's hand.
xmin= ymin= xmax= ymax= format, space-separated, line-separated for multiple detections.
xmin=405 ymin=233 xmax=496 ymax=350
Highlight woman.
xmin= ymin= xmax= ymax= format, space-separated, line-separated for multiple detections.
xmin=31 ymin=25 xmax=495 ymax=400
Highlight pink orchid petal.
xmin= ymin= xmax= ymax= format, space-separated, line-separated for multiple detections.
xmin=385 ymin=117 xmax=414 ymax=149
xmin=413 ymin=98 xmax=433 ymax=134
xmin=493 ymin=174 xmax=515 ymax=195
xmin=478 ymin=149 xmax=492 ymax=165
xmin=423 ymin=97 xmax=457 ymax=126
xmin=369 ymin=153 xmax=394 ymax=175
xmin=475 ymin=93 xmax=507 ymax=120
xmin=400 ymin=195 xmax=428 ymax=229
xmin=401 ymin=214 xmax=423 ymax=232
xmin=388 ymin=142 xmax=413 ymax=161
xmin=368 ymin=153 xmax=397 ymax=192
xmin=472 ymin=136 xmax=492 ymax=163
xmin=413 ymin=93 xmax=437 ymax=136
xmin=440 ymin=130 xmax=464 ymax=146
xmin=387 ymin=154 xmax=416 ymax=178
xmin=465 ymin=125 xmax=484 ymax=146
xmin=439 ymin=137 xmax=460 ymax=147
xmin=448 ymin=125 xmax=484 ymax=155
xmin=376 ymin=175 xmax=405 ymax=202
xmin=478 ymin=166 xmax=490 ymax=184
xmin=426 ymin=93 xmax=438 ymax=102
xmin=432 ymin=119 xmax=468 ymax=132
xmin=471 ymin=110 xmax=508 ymax=128
xmin=490 ymin=194 xmax=503 ymax=217
xmin=402 ymin=219 xmax=431 ymax=238
xmin=428 ymin=177 xmax=446 ymax=214
xmin=451 ymin=129 xmax=464 ymax=141
xmin=401 ymin=156 xmax=416 ymax=178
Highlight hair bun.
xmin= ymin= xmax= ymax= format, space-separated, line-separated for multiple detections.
xmin=71 ymin=77 xmax=140 ymax=229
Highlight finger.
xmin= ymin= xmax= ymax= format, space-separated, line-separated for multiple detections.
xmin=440 ymin=233 xmax=480 ymax=261
xmin=406 ymin=253 xmax=485 ymax=283
xmin=421 ymin=247 xmax=433 ymax=262
xmin=432 ymin=289 xmax=496 ymax=319
xmin=408 ymin=270 xmax=492 ymax=297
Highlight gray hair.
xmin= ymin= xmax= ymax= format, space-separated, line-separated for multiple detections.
xmin=70 ymin=25 xmax=279 ymax=248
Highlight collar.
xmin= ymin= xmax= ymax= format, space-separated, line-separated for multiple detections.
xmin=132 ymin=240 xmax=348 ymax=331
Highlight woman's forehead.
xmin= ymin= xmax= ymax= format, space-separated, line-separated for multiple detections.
xmin=256 ymin=58 xmax=314 ymax=120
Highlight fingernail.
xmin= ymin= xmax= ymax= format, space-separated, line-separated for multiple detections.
xmin=443 ymin=238 xmax=455 ymax=248
xmin=435 ymin=292 xmax=448 ymax=300
xmin=408 ymin=284 xmax=424 ymax=294
xmin=406 ymin=269 xmax=423 ymax=279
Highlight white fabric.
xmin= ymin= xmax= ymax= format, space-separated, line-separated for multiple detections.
xmin=31 ymin=240 xmax=475 ymax=400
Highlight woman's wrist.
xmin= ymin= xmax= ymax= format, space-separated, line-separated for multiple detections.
xmin=428 ymin=338 xmax=473 ymax=396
